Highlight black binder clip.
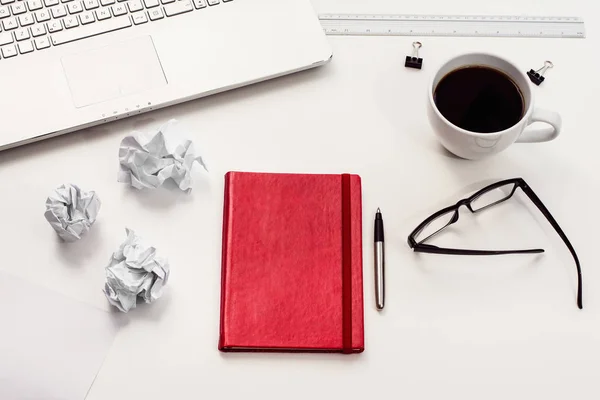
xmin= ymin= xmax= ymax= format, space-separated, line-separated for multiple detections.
xmin=405 ymin=42 xmax=423 ymax=69
xmin=528 ymin=61 xmax=553 ymax=85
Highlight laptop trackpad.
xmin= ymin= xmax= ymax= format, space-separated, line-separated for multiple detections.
xmin=61 ymin=36 xmax=167 ymax=108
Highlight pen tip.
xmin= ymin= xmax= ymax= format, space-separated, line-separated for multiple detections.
xmin=377 ymin=207 xmax=381 ymax=213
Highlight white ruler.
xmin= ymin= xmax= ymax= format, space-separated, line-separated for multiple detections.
xmin=319 ymin=14 xmax=586 ymax=38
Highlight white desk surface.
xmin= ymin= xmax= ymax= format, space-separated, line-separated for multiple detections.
xmin=1 ymin=0 xmax=599 ymax=398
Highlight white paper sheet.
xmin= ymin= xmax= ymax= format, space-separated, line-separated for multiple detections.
xmin=0 ymin=272 xmax=118 ymax=400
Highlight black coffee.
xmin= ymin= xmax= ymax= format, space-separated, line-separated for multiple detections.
xmin=433 ymin=66 xmax=524 ymax=133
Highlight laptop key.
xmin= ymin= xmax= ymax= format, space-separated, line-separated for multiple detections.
xmin=131 ymin=10 xmax=146 ymax=24
xmin=31 ymin=24 xmax=47 ymax=36
xmin=67 ymin=1 xmax=83 ymax=13
xmin=127 ymin=0 xmax=142 ymax=12
xmin=111 ymin=3 xmax=126 ymax=15
xmin=192 ymin=0 xmax=205 ymax=7
xmin=18 ymin=39 xmax=33 ymax=53
xmin=27 ymin=0 xmax=43 ymax=10
xmin=47 ymin=20 xmax=63 ymax=31
xmin=34 ymin=35 xmax=50 ymax=48
xmin=10 ymin=2 xmax=26 ymax=14
xmin=143 ymin=0 xmax=158 ymax=8
xmin=15 ymin=27 xmax=30 ymax=40
xmin=83 ymin=0 xmax=98 ymax=9
xmin=51 ymin=5 xmax=67 ymax=18
xmin=0 ymin=32 xmax=13 ymax=45
xmin=0 ymin=6 xmax=9 ymax=18
xmin=35 ymin=10 xmax=51 ymax=22
xmin=207 ymin=0 xmax=218 ymax=5
xmin=95 ymin=8 xmax=110 ymax=19
xmin=19 ymin=14 xmax=34 ymax=26
xmin=1 ymin=44 xmax=17 ymax=57
xmin=50 ymin=14 xmax=130 ymax=45
xmin=2 ymin=17 xmax=18 ymax=30
xmin=64 ymin=15 xmax=79 ymax=27
xmin=147 ymin=7 xmax=162 ymax=20
xmin=79 ymin=11 xmax=94 ymax=24
xmin=163 ymin=0 xmax=191 ymax=16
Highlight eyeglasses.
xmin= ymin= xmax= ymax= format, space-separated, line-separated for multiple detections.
xmin=407 ymin=178 xmax=582 ymax=309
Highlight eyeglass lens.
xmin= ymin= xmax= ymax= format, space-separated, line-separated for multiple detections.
xmin=415 ymin=210 xmax=457 ymax=243
xmin=470 ymin=183 xmax=516 ymax=212
xmin=415 ymin=183 xmax=517 ymax=243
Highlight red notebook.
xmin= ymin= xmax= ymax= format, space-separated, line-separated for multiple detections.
xmin=219 ymin=171 xmax=364 ymax=353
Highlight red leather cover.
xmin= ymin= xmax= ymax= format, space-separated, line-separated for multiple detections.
xmin=219 ymin=171 xmax=364 ymax=353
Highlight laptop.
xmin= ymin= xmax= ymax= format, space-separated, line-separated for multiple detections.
xmin=0 ymin=0 xmax=331 ymax=150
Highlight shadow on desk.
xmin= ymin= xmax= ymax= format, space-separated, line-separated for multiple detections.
xmin=218 ymin=347 xmax=364 ymax=364
xmin=55 ymin=220 xmax=105 ymax=268
xmin=106 ymin=290 xmax=173 ymax=328
xmin=119 ymin=181 xmax=203 ymax=211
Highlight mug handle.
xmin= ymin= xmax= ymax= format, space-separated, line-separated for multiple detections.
xmin=516 ymin=108 xmax=562 ymax=143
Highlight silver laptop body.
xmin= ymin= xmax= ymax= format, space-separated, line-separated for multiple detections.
xmin=0 ymin=0 xmax=331 ymax=150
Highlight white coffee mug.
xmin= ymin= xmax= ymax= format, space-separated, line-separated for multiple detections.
xmin=427 ymin=53 xmax=562 ymax=160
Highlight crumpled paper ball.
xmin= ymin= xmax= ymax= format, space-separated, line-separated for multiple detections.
xmin=103 ymin=228 xmax=170 ymax=313
xmin=117 ymin=119 xmax=207 ymax=193
xmin=44 ymin=184 xmax=101 ymax=242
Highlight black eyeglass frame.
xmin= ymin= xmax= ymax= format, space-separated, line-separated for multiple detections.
xmin=407 ymin=178 xmax=582 ymax=309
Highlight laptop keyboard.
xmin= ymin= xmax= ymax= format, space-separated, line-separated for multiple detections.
xmin=0 ymin=0 xmax=232 ymax=59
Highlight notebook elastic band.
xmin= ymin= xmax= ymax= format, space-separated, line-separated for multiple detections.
xmin=341 ymin=173 xmax=353 ymax=353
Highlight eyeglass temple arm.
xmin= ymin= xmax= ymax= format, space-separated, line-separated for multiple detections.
xmin=520 ymin=184 xmax=583 ymax=309
xmin=413 ymin=243 xmax=544 ymax=256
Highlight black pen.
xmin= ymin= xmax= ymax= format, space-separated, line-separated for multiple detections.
xmin=374 ymin=208 xmax=385 ymax=310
